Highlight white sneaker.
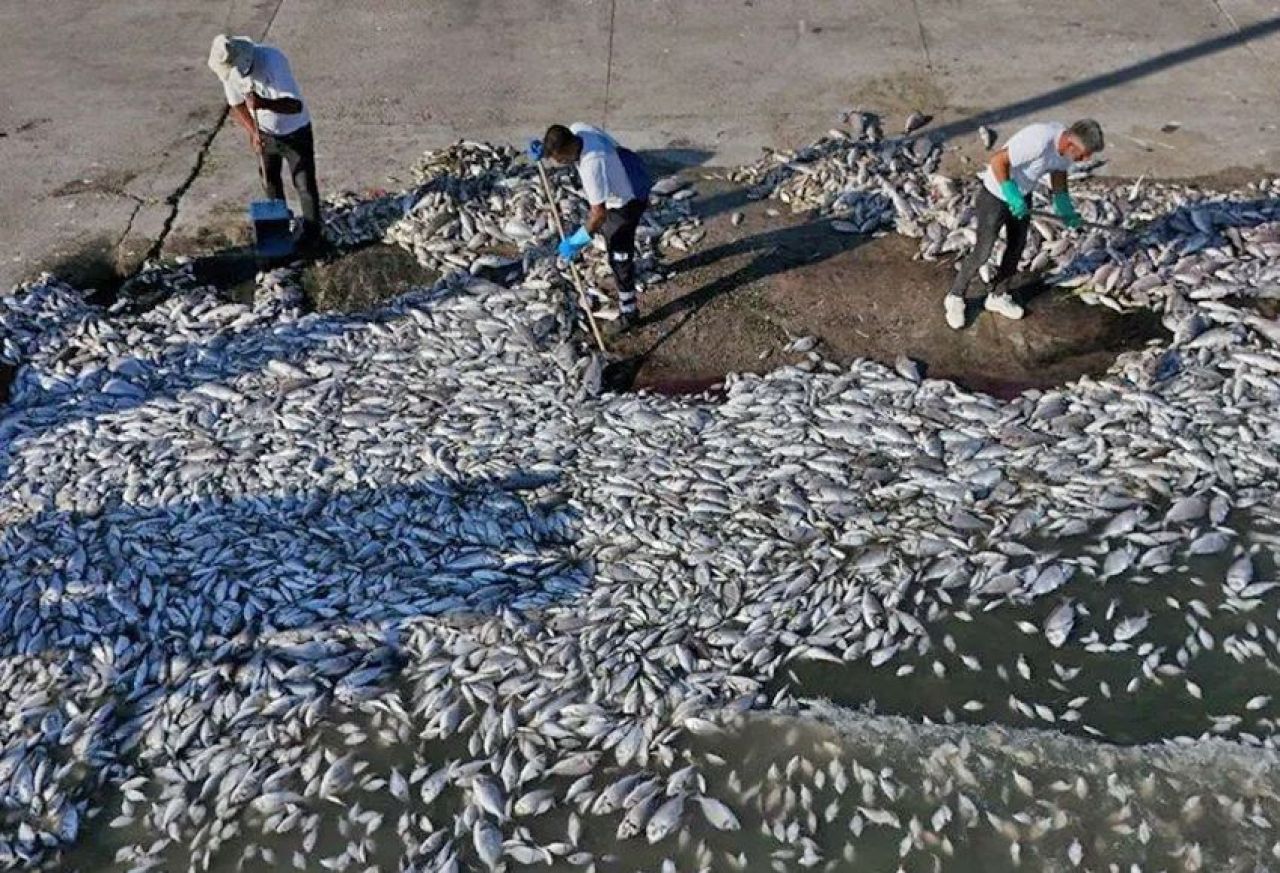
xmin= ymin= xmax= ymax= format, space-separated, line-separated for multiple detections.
xmin=944 ymin=294 xmax=966 ymax=330
xmin=984 ymin=293 xmax=1025 ymax=320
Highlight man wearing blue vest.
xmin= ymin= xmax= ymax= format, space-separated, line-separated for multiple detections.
xmin=529 ymin=124 xmax=651 ymax=330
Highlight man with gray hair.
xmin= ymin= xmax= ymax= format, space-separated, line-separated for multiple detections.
xmin=207 ymin=35 xmax=324 ymax=252
xmin=944 ymin=119 xmax=1104 ymax=330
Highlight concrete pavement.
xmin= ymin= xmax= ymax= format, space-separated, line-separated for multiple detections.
xmin=2 ymin=0 xmax=1279 ymax=291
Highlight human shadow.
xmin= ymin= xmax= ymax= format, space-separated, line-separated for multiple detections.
xmin=636 ymin=147 xmax=713 ymax=177
xmin=0 ymin=471 xmax=589 ymax=864
xmin=0 ymin=277 xmax=464 ymax=502
xmin=926 ymin=15 xmax=1280 ymax=144
xmin=677 ymin=138 xmax=870 ymax=224
xmin=689 ymin=185 xmax=756 ymax=225
xmin=606 ymin=214 xmax=873 ymax=389
xmin=1 ymin=473 xmax=588 ymax=650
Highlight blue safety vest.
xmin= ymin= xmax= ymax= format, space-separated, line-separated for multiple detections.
xmin=617 ymin=147 xmax=652 ymax=201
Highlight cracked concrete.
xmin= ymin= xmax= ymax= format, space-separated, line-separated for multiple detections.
xmin=143 ymin=108 xmax=232 ymax=264
xmin=3 ymin=0 xmax=1280 ymax=291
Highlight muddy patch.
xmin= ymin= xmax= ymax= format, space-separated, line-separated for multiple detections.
xmin=33 ymin=233 xmax=138 ymax=306
xmin=607 ymin=177 xmax=1167 ymax=397
xmin=301 ymin=244 xmax=440 ymax=313
xmin=50 ymin=170 xmax=139 ymax=199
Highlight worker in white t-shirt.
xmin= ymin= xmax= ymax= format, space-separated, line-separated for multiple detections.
xmin=207 ymin=34 xmax=325 ymax=252
xmin=944 ymin=119 xmax=1104 ymax=330
xmin=529 ymin=123 xmax=652 ymax=331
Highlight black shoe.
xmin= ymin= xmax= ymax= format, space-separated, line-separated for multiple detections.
xmin=618 ymin=311 xmax=640 ymax=332
xmin=297 ymin=233 xmax=335 ymax=260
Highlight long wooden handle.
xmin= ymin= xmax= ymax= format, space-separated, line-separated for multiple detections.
xmin=251 ymin=100 xmax=268 ymax=187
xmin=536 ymin=160 xmax=607 ymax=353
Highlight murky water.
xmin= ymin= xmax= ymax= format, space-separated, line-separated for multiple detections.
xmin=783 ymin=515 xmax=1280 ymax=748
xmin=44 ymin=513 xmax=1280 ymax=872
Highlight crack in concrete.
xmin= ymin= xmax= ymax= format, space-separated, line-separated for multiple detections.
xmin=602 ymin=0 xmax=618 ymax=128
xmin=909 ymin=0 xmax=933 ymax=71
xmin=142 ymin=109 xmax=231 ymax=263
xmin=114 ymin=199 xmax=144 ymax=257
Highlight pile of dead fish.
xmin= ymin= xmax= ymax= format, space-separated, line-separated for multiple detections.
xmin=0 ymin=278 xmax=95 ymax=368
xmin=322 ymin=141 xmax=704 ymax=307
xmin=722 ymin=120 xmax=940 ymax=235
xmin=4 ymin=130 xmax=1280 ymax=872
xmin=730 ymin=117 xmax=1280 ymax=319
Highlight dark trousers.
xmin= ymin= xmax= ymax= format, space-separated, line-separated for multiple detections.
xmin=260 ymin=124 xmax=321 ymax=241
xmin=948 ymin=186 xmax=1030 ymax=298
xmin=601 ymin=198 xmax=648 ymax=316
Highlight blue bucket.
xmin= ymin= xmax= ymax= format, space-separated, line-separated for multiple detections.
xmin=250 ymin=198 xmax=295 ymax=258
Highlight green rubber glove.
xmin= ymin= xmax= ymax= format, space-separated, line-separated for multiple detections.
xmin=1053 ymin=190 xmax=1082 ymax=229
xmin=1000 ymin=180 xmax=1029 ymax=219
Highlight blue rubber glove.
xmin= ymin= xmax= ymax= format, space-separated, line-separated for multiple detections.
xmin=1000 ymin=180 xmax=1029 ymax=219
xmin=557 ymin=226 xmax=591 ymax=261
xmin=1053 ymin=190 xmax=1082 ymax=228
xmin=526 ymin=138 xmax=544 ymax=162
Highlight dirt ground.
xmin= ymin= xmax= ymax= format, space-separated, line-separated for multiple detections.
xmin=606 ymin=175 xmax=1166 ymax=397
xmin=14 ymin=165 xmax=1178 ymax=405
xmin=301 ymin=244 xmax=440 ymax=313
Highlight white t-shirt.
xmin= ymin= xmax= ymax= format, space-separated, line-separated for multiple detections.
xmin=571 ymin=122 xmax=634 ymax=209
xmin=980 ymin=122 xmax=1073 ymax=201
xmin=222 ymin=45 xmax=311 ymax=136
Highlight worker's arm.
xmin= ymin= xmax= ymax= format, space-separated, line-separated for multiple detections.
xmin=1049 ymin=170 xmax=1081 ymax=227
xmin=558 ymin=204 xmax=603 ymax=260
xmin=227 ymin=102 xmax=262 ymax=152
xmin=988 ymin=148 xmax=1013 ymax=182
xmin=245 ymin=91 xmax=303 ymax=115
xmin=988 ymin=148 xmax=1029 ymax=219
xmin=584 ymin=203 xmax=608 ymax=235
xmin=559 ymin=159 xmax=609 ymax=260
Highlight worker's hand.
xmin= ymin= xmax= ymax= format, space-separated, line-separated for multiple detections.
xmin=1000 ymin=180 xmax=1029 ymax=220
xmin=526 ymin=139 xmax=544 ymax=162
xmin=557 ymin=226 xmax=591 ymax=261
xmin=1053 ymin=191 xmax=1082 ymax=229
xmin=244 ymin=91 xmax=262 ymax=112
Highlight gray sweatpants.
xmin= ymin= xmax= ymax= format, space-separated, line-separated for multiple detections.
xmin=948 ymin=185 xmax=1030 ymax=298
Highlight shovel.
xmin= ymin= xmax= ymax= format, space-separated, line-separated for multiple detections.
xmin=532 ymin=158 xmax=608 ymax=353
xmin=247 ymin=101 xmax=296 ymax=261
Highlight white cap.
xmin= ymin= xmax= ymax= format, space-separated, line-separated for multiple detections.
xmin=208 ymin=34 xmax=255 ymax=79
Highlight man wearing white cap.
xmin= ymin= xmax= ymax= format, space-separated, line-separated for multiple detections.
xmin=207 ymin=35 xmax=324 ymax=251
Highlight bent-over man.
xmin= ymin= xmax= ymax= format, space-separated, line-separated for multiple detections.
xmin=530 ymin=123 xmax=652 ymax=331
xmin=208 ymin=34 xmax=325 ymax=252
xmin=945 ymin=119 xmax=1104 ymax=330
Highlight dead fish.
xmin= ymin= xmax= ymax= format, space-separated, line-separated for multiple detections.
xmin=693 ymin=795 xmax=741 ymax=831
xmin=904 ymin=112 xmax=934 ymax=135
xmin=1114 ymin=613 xmax=1150 ymax=642
xmin=645 ymin=793 xmax=686 ymax=843
xmin=1044 ymin=601 xmax=1075 ymax=648
xmin=473 ymin=819 xmax=503 ymax=870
